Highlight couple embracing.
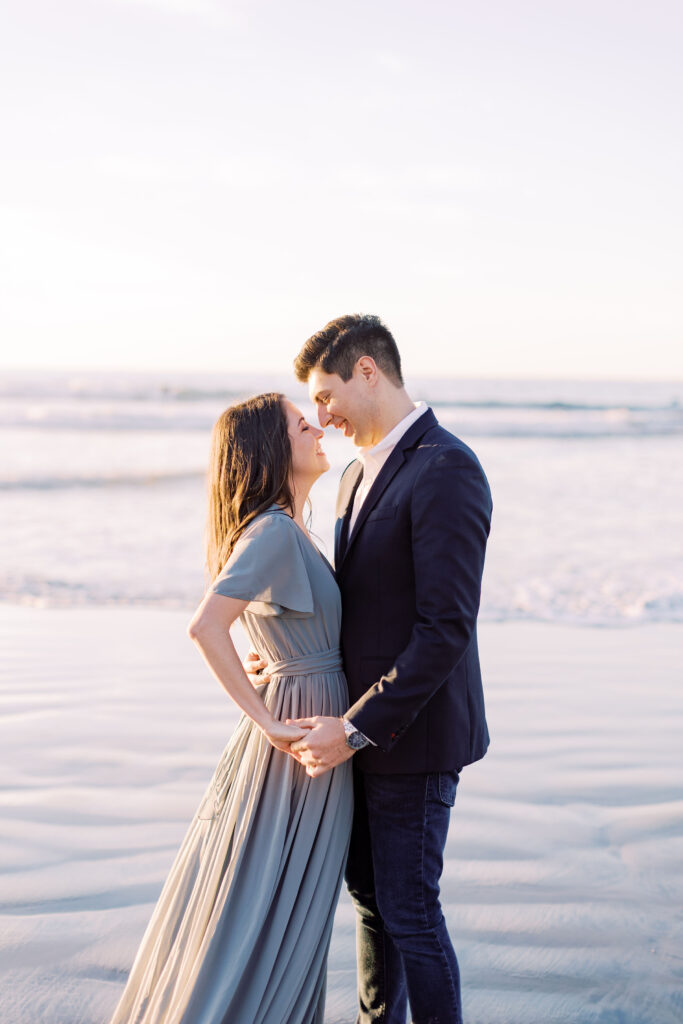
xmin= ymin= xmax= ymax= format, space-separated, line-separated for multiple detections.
xmin=109 ymin=314 xmax=492 ymax=1024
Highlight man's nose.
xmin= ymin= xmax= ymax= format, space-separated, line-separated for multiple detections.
xmin=317 ymin=405 xmax=332 ymax=428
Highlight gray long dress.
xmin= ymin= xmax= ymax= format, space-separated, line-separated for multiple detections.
xmin=109 ymin=508 xmax=353 ymax=1024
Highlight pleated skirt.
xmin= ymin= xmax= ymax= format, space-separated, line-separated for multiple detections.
xmin=109 ymin=670 xmax=353 ymax=1024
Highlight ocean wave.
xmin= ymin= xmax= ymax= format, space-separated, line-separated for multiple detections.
xmin=427 ymin=397 xmax=683 ymax=413
xmin=2 ymin=407 xmax=682 ymax=438
xmin=0 ymin=408 xmax=213 ymax=432
xmin=478 ymin=601 xmax=683 ymax=628
xmin=2 ymin=371 xmax=682 ymax=437
xmin=3 ymin=387 xmax=680 ymax=416
xmin=480 ymin=584 xmax=683 ymax=627
xmin=0 ymin=470 xmax=203 ymax=491
xmin=0 ymin=371 xmax=288 ymax=404
xmin=3 ymin=578 xmax=682 ymax=626
xmin=0 ymin=583 xmax=192 ymax=610
xmin=9 ymin=385 xmax=248 ymax=404
xmin=1 ymin=369 xmax=681 ymax=405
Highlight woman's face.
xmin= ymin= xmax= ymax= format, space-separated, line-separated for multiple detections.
xmin=283 ymin=399 xmax=329 ymax=485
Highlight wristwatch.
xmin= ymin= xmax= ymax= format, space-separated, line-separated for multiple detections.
xmin=343 ymin=718 xmax=370 ymax=750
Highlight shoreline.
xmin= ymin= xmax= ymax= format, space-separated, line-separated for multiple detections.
xmin=2 ymin=598 xmax=681 ymax=631
xmin=0 ymin=606 xmax=681 ymax=1023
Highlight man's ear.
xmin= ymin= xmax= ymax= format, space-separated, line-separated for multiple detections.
xmin=356 ymin=356 xmax=378 ymax=384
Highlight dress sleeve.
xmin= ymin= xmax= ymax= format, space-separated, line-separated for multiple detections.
xmin=210 ymin=512 xmax=314 ymax=617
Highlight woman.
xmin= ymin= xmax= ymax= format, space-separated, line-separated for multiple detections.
xmin=109 ymin=393 xmax=353 ymax=1024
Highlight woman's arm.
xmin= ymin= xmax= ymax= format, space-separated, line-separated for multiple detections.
xmin=188 ymin=592 xmax=305 ymax=752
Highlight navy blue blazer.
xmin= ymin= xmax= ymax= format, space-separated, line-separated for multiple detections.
xmin=335 ymin=408 xmax=492 ymax=774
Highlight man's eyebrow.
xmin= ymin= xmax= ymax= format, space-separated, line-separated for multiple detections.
xmin=312 ymin=390 xmax=327 ymax=402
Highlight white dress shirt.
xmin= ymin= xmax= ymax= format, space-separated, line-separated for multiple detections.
xmin=348 ymin=402 xmax=429 ymax=533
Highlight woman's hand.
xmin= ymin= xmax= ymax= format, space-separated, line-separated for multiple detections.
xmin=263 ymin=719 xmax=309 ymax=754
xmin=243 ymin=650 xmax=271 ymax=686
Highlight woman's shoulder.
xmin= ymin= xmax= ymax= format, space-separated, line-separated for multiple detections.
xmin=235 ymin=507 xmax=301 ymax=558
xmin=221 ymin=506 xmax=314 ymax=617
xmin=241 ymin=507 xmax=296 ymax=542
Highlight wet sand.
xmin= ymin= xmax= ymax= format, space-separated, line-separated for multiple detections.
xmin=0 ymin=606 xmax=681 ymax=1023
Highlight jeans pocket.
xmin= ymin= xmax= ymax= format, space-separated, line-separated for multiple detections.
xmin=437 ymin=769 xmax=460 ymax=807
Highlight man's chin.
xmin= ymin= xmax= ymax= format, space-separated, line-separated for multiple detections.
xmin=337 ymin=420 xmax=368 ymax=446
xmin=341 ymin=422 xmax=363 ymax=443
xmin=336 ymin=420 xmax=355 ymax=440
xmin=349 ymin=428 xmax=372 ymax=447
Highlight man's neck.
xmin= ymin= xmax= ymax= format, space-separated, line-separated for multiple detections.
xmin=364 ymin=391 xmax=418 ymax=449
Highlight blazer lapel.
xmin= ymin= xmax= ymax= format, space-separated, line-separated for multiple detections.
xmin=334 ymin=460 xmax=363 ymax=568
xmin=338 ymin=409 xmax=437 ymax=572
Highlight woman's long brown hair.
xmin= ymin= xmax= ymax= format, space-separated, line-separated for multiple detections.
xmin=206 ymin=392 xmax=294 ymax=581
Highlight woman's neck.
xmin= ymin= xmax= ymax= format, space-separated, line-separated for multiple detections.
xmin=288 ymin=479 xmax=313 ymax=531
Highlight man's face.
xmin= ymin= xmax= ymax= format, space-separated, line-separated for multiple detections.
xmin=308 ymin=365 xmax=377 ymax=448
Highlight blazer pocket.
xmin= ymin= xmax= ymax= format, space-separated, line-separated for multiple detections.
xmin=365 ymin=505 xmax=397 ymax=522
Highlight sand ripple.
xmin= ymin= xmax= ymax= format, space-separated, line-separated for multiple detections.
xmin=0 ymin=609 xmax=681 ymax=1024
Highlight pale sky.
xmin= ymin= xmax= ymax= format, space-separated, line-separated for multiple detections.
xmin=1 ymin=0 xmax=681 ymax=379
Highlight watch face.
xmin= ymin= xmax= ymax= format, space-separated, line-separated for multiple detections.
xmin=346 ymin=730 xmax=367 ymax=750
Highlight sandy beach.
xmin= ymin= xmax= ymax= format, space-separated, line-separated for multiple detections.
xmin=1 ymin=605 xmax=681 ymax=1024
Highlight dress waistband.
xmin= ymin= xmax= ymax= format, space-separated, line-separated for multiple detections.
xmin=266 ymin=648 xmax=343 ymax=677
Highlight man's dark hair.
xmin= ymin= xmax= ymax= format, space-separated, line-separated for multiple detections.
xmin=294 ymin=314 xmax=404 ymax=386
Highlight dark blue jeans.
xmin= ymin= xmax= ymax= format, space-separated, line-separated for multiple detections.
xmin=345 ymin=766 xmax=463 ymax=1024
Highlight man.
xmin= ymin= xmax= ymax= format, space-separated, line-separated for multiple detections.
xmin=286 ymin=313 xmax=491 ymax=1024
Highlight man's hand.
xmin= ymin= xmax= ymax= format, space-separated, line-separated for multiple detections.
xmin=288 ymin=716 xmax=354 ymax=777
xmin=243 ymin=649 xmax=271 ymax=686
